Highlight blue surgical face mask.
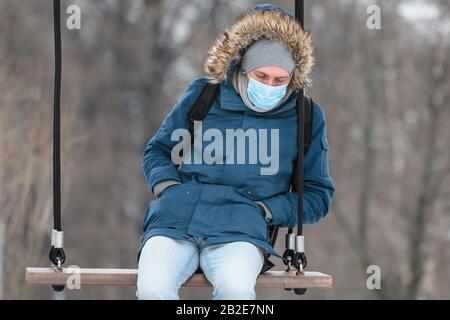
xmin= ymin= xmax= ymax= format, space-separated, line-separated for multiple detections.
xmin=246 ymin=76 xmax=288 ymax=110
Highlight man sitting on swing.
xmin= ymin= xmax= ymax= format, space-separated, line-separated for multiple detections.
xmin=136 ymin=3 xmax=335 ymax=300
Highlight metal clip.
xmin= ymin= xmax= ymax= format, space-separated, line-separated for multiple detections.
xmin=51 ymin=229 xmax=64 ymax=249
xmin=52 ymin=257 xmax=63 ymax=272
xmin=295 ymin=235 xmax=304 ymax=253
xmin=286 ymin=233 xmax=295 ymax=250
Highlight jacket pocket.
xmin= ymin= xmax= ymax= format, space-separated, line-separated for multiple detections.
xmin=155 ymin=181 xmax=196 ymax=229
xmin=228 ymin=188 xmax=270 ymax=242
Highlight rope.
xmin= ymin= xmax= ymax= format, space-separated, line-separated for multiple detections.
xmin=294 ymin=0 xmax=304 ymax=237
xmin=53 ymin=0 xmax=61 ymax=232
xmin=48 ymin=0 xmax=66 ymax=271
xmin=292 ymin=0 xmax=307 ymax=271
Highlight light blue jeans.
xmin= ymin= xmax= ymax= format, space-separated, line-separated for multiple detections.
xmin=136 ymin=235 xmax=264 ymax=300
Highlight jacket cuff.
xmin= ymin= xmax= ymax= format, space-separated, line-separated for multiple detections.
xmin=152 ymin=179 xmax=182 ymax=198
xmin=147 ymin=165 xmax=181 ymax=194
xmin=255 ymin=200 xmax=272 ymax=223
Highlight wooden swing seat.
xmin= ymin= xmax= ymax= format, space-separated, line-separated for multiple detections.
xmin=25 ymin=267 xmax=332 ymax=288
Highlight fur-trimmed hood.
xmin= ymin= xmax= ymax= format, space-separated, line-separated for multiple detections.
xmin=203 ymin=3 xmax=314 ymax=91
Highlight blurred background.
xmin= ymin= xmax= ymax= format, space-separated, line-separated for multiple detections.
xmin=1 ymin=0 xmax=449 ymax=299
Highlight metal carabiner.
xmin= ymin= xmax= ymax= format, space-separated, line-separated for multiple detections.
xmin=52 ymin=257 xmax=63 ymax=272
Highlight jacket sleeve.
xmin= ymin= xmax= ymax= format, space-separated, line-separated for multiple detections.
xmin=141 ymin=77 xmax=205 ymax=196
xmin=258 ymin=102 xmax=336 ymax=228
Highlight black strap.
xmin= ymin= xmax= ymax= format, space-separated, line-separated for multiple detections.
xmin=290 ymin=95 xmax=313 ymax=191
xmin=295 ymin=0 xmax=305 ymax=237
xmin=288 ymin=0 xmax=308 ymax=273
xmin=49 ymin=0 xmax=66 ymax=270
xmin=295 ymin=0 xmax=305 ymax=28
xmin=187 ymin=82 xmax=220 ymax=141
xmin=303 ymin=96 xmax=313 ymax=152
xmin=295 ymin=90 xmax=305 ymax=236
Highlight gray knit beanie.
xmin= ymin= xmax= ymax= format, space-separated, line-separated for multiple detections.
xmin=241 ymin=38 xmax=295 ymax=74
